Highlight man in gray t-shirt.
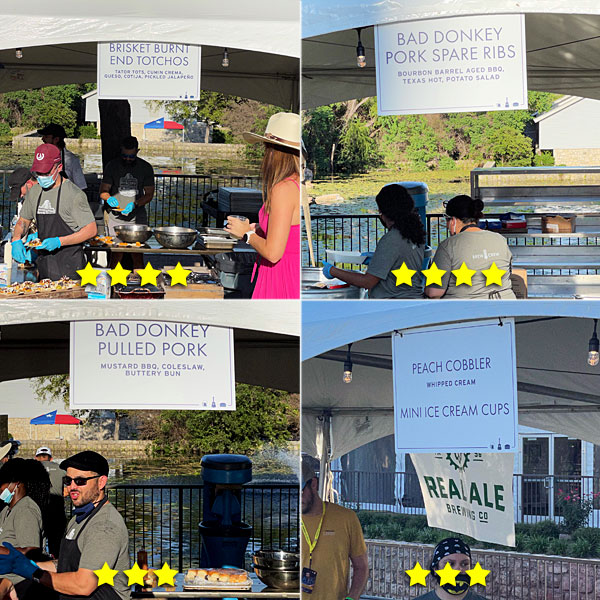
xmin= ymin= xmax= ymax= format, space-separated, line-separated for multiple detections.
xmin=428 ymin=230 xmax=515 ymax=299
xmin=0 ymin=451 xmax=130 ymax=600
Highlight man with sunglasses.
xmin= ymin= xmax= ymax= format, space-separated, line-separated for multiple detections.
xmin=301 ymin=456 xmax=369 ymax=600
xmin=11 ymin=144 xmax=97 ymax=280
xmin=0 ymin=450 xmax=130 ymax=600
xmin=99 ymin=136 xmax=155 ymax=269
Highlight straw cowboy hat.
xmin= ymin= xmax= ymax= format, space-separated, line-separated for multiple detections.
xmin=243 ymin=112 xmax=301 ymax=153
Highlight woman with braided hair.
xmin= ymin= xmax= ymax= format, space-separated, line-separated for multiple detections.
xmin=321 ymin=184 xmax=427 ymax=298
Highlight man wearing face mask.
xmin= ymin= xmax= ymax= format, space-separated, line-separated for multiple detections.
xmin=416 ymin=538 xmax=488 ymax=600
xmin=11 ymin=144 xmax=97 ymax=281
xmin=0 ymin=451 xmax=130 ymax=600
xmin=99 ymin=136 xmax=155 ymax=270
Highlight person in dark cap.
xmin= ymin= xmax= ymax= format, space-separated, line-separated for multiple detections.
xmin=7 ymin=168 xmax=35 ymax=214
xmin=0 ymin=450 xmax=130 ymax=600
xmin=39 ymin=124 xmax=87 ymax=191
xmin=11 ymin=144 xmax=97 ymax=280
xmin=416 ymin=537 xmax=488 ymax=600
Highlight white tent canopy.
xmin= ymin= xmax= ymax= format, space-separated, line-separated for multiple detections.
xmin=0 ymin=1 xmax=300 ymax=109
xmin=302 ymin=301 xmax=600 ymax=459
xmin=0 ymin=300 xmax=299 ymax=392
xmin=302 ymin=2 xmax=600 ymax=108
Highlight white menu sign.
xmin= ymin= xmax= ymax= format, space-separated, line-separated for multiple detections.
xmin=70 ymin=320 xmax=235 ymax=410
xmin=375 ymin=14 xmax=527 ymax=115
xmin=97 ymin=42 xmax=201 ymax=100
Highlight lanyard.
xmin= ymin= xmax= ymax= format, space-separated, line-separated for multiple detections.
xmin=301 ymin=502 xmax=326 ymax=567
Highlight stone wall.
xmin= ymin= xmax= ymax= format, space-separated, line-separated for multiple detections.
xmin=366 ymin=540 xmax=600 ymax=600
xmin=12 ymin=135 xmax=245 ymax=159
xmin=9 ymin=419 xmax=80 ymax=441
xmin=554 ymin=148 xmax=600 ymax=166
xmin=17 ymin=439 xmax=151 ymax=460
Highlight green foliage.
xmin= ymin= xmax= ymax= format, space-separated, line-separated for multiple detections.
xmin=31 ymin=375 xmax=70 ymax=408
xmin=244 ymin=103 xmax=282 ymax=162
xmin=530 ymin=520 xmax=561 ymax=539
xmin=337 ymin=117 xmax=380 ymax=174
xmin=514 ymin=533 xmax=527 ymax=552
xmin=401 ymin=526 xmax=420 ymax=542
xmin=488 ymin=126 xmax=532 ymax=166
xmin=568 ymin=538 xmax=594 ymax=558
xmin=78 ymin=124 xmax=99 ymax=139
xmin=526 ymin=534 xmax=551 ymax=554
xmin=557 ymin=489 xmax=597 ymax=533
xmin=211 ymin=128 xmax=236 ymax=144
xmin=547 ymin=538 xmax=569 ymax=556
xmin=533 ymin=151 xmax=554 ymax=167
xmin=438 ymin=156 xmax=456 ymax=170
xmin=150 ymin=384 xmax=297 ymax=455
xmin=303 ymin=106 xmax=338 ymax=176
xmin=0 ymin=122 xmax=11 ymax=137
xmin=572 ymin=527 xmax=600 ymax=547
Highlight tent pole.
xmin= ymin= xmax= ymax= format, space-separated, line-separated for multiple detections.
xmin=318 ymin=412 xmax=331 ymax=500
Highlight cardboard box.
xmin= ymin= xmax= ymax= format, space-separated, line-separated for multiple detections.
xmin=542 ymin=215 xmax=576 ymax=233
xmin=510 ymin=268 xmax=528 ymax=299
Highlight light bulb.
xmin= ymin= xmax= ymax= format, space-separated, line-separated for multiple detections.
xmin=589 ymin=351 xmax=599 ymax=366
xmin=343 ymin=369 xmax=353 ymax=384
xmin=588 ymin=319 xmax=599 ymax=366
xmin=15 ymin=48 xmax=23 ymax=59
xmin=356 ymin=43 xmax=366 ymax=68
xmin=222 ymin=49 xmax=229 ymax=68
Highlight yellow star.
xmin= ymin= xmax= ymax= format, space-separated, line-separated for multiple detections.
xmin=452 ymin=262 xmax=476 ymax=286
xmin=76 ymin=262 xmax=101 ymax=286
xmin=466 ymin=562 xmax=490 ymax=587
xmin=138 ymin=262 xmax=161 ymax=286
xmin=481 ymin=262 xmax=506 ymax=287
xmin=405 ymin=561 xmax=429 ymax=586
xmin=107 ymin=263 xmax=131 ymax=286
xmin=436 ymin=562 xmax=460 ymax=586
xmin=391 ymin=263 xmax=416 ymax=287
xmin=167 ymin=262 xmax=191 ymax=287
xmin=422 ymin=262 xmax=447 ymax=287
xmin=123 ymin=563 xmax=148 ymax=587
xmin=154 ymin=562 xmax=178 ymax=587
xmin=94 ymin=562 xmax=118 ymax=587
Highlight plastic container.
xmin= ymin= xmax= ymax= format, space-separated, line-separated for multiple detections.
xmin=386 ymin=181 xmax=428 ymax=227
xmin=215 ymin=252 xmax=255 ymax=292
xmin=85 ymin=270 xmax=111 ymax=299
xmin=325 ymin=250 xmax=367 ymax=264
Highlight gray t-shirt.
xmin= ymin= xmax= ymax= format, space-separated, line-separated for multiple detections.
xmin=21 ymin=179 xmax=95 ymax=233
xmin=63 ymin=148 xmax=87 ymax=191
xmin=43 ymin=461 xmax=65 ymax=497
xmin=417 ymin=591 xmax=488 ymax=600
xmin=0 ymin=496 xmax=44 ymax=585
xmin=366 ymin=228 xmax=425 ymax=299
xmin=432 ymin=230 xmax=516 ymax=299
xmin=64 ymin=501 xmax=130 ymax=600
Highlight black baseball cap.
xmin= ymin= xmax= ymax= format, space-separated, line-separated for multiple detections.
xmin=61 ymin=451 xmax=109 ymax=476
xmin=7 ymin=167 xmax=32 ymax=202
xmin=37 ymin=123 xmax=67 ymax=139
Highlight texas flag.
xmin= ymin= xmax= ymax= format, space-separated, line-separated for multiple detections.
xmin=30 ymin=411 xmax=81 ymax=425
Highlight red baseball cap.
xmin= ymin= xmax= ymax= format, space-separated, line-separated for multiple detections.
xmin=31 ymin=143 xmax=61 ymax=173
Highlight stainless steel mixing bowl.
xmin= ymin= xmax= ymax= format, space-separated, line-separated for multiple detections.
xmin=153 ymin=226 xmax=197 ymax=249
xmin=113 ymin=224 xmax=153 ymax=243
xmin=252 ymin=565 xmax=299 ymax=590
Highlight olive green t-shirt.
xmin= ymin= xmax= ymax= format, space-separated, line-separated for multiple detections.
xmin=366 ymin=228 xmax=425 ymax=299
xmin=21 ymin=179 xmax=95 ymax=233
xmin=0 ymin=496 xmax=44 ymax=585
xmin=64 ymin=501 xmax=130 ymax=600
xmin=431 ymin=230 xmax=515 ymax=299
xmin=301 ymin=502 xmax=367 ymax=600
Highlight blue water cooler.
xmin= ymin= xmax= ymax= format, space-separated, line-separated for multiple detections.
xmin=199 ymin=454 xmax=253 ymax=568
xmin=387 ymin=181 xmax=429 ymax=228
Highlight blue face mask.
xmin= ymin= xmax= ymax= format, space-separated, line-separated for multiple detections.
xmin=37 ymin=173 xmax=56 ymax=189
xmin=0 ymin=483 xmax=17 ymax=505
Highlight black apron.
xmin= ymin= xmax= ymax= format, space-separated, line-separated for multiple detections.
xmin=35 ymin=184 xmax=85 ymax=281
xmin=57 ymin=497 xmax=120 ymax=600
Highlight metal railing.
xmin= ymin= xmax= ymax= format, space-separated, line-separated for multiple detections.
xmin=63 ymin=482 xmax=298 ymax=572
xmin=0 ymin=171 xmax=261 ymax=232
xmin=332 ymin=470 xmax=600 ymax=527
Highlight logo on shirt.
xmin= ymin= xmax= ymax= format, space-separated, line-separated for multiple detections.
xmin=38 ymin=199 xmax=56 ymax=215
xmin=66 ymin=528 xmax=76 ymax=540
xmin=323 ymin=529 xmax=336 ymax=536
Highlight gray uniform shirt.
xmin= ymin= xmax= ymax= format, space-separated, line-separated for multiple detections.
xmin=0 ymin=496 xmax=44 ymax=585
xmin=21 ymin=179 xmax=95 ymax=233
xmin=64 ymin=501 xmax=130 ymax=600
xmin=366 ymin=228 xmax=425 ymax=299
xmin=43 ymin=460 xmax=65 ymax=497
xmin=432 ymin=230 xmax=516 ymax=299
xmin=62 ymin=148 xmax=87 ymax=191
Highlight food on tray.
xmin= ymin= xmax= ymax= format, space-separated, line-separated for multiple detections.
xmin=142 ymin=569 xmax=158 ymax=589
xmin=25 ymin=238 xmax=43 ymax=248
xmin=183 ymin=567 xmax=250 ymax=586
xmin=90 ymin=236 xmax=114 ymax=246
xmin=0 ymin=276 xmax=78 ymax=296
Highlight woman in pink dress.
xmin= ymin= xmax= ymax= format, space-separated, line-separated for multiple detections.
xmin=226 ymin=112 xmax=301 ymax=299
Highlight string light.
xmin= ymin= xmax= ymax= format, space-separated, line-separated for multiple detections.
xmin=356 ymin=29 xmax=366 ymax=68
xmin=343 ymin=343 xmax=353 ymax=384
xmin=222 ymin=48 xmax=229 ymax=68
xmin=15 ymin=49 xmax=23 ymax=59
xmin=588 ymin=319 xmax=599 ymax=366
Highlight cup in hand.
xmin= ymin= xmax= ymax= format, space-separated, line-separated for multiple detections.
xmin=225 ymin=215 xmax=249 ymax=238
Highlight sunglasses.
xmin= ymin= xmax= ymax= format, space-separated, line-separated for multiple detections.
xmin=63 ymin=475 xmax=101 ymax=487
xmin=121 ymin=153 xmax=137 ymax=159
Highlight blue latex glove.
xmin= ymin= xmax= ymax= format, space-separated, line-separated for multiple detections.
xmin=11 ymin=239 xmax=28 ymax=264
xmin=39 ymin=237 xmax=62 ymax=252
xmin=105 ymin=196 xmax=119 ymax=208
xmin=322 ymin=261 xmax=335 ymax=279
xmin=361 ymin=251 xmax=375 ymax=265
xmin=0 ymin=543 xmax=39 ymax=579
xmin=121 ymin=201 xmax=135 ymax=216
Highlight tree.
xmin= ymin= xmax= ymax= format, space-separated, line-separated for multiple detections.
xmin=488 ymin=126 xmax=533 ymax=166
xmin=303 ymin=106 xmax=338 ymax=176
xmin=151 ymin=92 xmax=240 ymax=143
xmin=337 ymin=117 xmax=381 ymax=174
